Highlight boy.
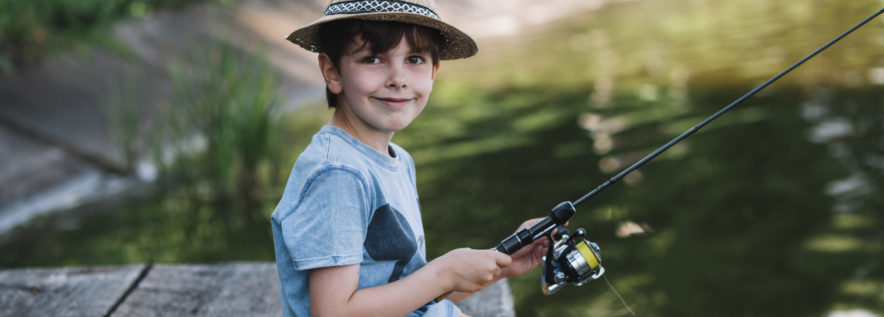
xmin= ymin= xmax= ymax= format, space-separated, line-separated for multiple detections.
xmin=271 ymin=1 xmax=549 ymax=316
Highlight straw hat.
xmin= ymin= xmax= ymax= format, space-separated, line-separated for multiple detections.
xmin=286 ymin=0 xmax=478 ymax=60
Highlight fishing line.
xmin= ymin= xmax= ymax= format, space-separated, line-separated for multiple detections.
xmin=603 ymin=275 xmax=636 ymax=316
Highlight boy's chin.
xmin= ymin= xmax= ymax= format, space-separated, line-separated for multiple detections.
xmin=383 ymin=117 xmax=419 ymax=132
xmin=385 ymin=123 xmax=410 ymax=132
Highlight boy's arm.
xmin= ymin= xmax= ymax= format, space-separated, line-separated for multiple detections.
xmin=309 ymin=248 xmax=510 ymax=316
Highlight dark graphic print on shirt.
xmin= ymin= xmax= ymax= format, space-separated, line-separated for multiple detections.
xmin=363 ymin=204 xmax=419 ymax=283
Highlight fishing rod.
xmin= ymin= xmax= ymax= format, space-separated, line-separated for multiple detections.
xmin=488 ymin=7 xmax=884 ymax=296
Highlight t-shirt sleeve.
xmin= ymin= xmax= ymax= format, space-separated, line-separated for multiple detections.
xmin=278 ymin=167 xmax=370 ymax=270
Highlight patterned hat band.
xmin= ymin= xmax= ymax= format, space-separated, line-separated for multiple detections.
xmin=325 ymin=0 xmax=441 ymax=20
xmin=287 ymin=0 xmax=477 ymax=59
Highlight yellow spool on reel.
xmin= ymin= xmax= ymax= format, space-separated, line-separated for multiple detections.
xmin=541 ymin=228 xmax=605 ymax=295
xmin=576 ymin=240 xmax=601 ymax=271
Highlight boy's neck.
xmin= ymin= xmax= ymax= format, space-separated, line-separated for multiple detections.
xmin=328 ymin=110 xmax=395 ymax=157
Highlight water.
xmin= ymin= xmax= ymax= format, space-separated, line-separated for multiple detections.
xmin=2 ymin=0 xmax=883 ymax=316
xmin=412 ymin=1 xmax=884 ymax=315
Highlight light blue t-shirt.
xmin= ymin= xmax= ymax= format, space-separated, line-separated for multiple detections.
xmin=271 ymin=126 xmax=460 ymax=317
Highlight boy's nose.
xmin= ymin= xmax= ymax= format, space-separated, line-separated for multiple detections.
xmin=387 ymin=66 xmax=407 ymax=88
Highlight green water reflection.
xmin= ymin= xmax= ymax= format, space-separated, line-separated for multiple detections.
xmin=2 ymin=0 xmax=883 ymax=315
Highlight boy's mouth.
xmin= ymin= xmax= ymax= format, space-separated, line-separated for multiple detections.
xmin=373 ymin=97 xmax=414 ymax=108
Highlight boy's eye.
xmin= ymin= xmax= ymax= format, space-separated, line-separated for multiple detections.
xmin=407 ymin=56 xmax=425 ymax=64
xmin=361 ymin=56 xmax=380 ymax=64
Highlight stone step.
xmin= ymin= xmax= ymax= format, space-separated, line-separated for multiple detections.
xmin=0 ymin=262 xmax=514 ymax=317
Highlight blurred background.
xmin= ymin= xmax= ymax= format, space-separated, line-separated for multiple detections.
xmin=1 ymin=0 xmax=882 ymax=316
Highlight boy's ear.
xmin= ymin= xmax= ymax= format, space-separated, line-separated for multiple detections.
xmin=318 ymin=53 xmax=343 ymax=94
xmin=431 ymin=62 xmax=439 ymax=80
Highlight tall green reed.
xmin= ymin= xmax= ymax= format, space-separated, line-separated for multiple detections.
xmin=160 ymin=42 xmax=283 ymax=218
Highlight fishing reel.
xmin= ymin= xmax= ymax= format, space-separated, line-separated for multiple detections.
xmin=541 ymin=226 xmax=605 ymax=295
xmin=493 ymin=201 xmax=605 ymax=295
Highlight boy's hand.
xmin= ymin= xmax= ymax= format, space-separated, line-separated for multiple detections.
xmin=432 ymin=248 xmax=511 ymax=293
xmin=499 ymin=217 xmax=556 ymax=278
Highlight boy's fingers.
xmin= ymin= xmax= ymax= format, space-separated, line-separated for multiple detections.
xmin=530 ymin=237 xmax=550 ymax=247
xmin=536 ymin=245 xmax=548 ymax=259
xmin=492 ymin=251 xmax=512 ymax=267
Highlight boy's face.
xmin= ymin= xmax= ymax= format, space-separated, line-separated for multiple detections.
xmin=321 ymin=35 xmax=438 ymax=135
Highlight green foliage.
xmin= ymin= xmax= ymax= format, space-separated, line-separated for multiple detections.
xmin=99 ymin=40 xmax=288 ymax=212
xmin=101 ymin=74 xmax=146 ymax=172
xmin=0 ymin=0 xmax=222 ymax=71
xmin=159 ymin=42 xmax=284 ymax=215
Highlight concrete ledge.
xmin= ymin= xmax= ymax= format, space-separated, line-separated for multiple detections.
xmin=458 ymin=278 xmax=516 ymax=317
xmin=113 ymin=263 xmax=281 ymax=316
xmin=0 ymin=262 xmax=514 ymax=317
xmin=0 ymin=264 xmax=146 ymax=317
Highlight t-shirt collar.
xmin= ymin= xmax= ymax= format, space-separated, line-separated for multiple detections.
xmin=320 ymin=125 xmax=401 ymax=170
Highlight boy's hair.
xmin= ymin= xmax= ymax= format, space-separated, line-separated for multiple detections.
xmin=317 ymin=20 xmax=443 ymax=109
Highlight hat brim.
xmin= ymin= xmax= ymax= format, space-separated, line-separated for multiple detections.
xmin=286 ymin=12 xmax=478 ymax=60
